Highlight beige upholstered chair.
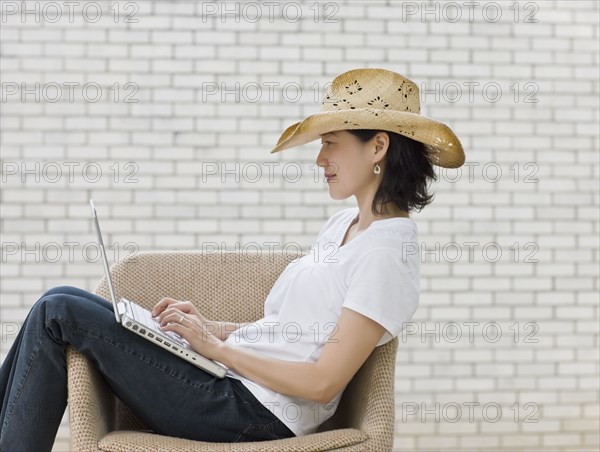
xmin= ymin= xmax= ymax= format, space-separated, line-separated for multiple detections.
xmin=66 ymin=250 xmax=399 ymax=451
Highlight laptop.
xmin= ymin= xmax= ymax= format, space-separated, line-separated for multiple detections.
xmin=89 ymin=198 xmax=228 ymax=379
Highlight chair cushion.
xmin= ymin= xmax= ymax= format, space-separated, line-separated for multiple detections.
xmin=98 ymin=428 xmax=368 ymax=452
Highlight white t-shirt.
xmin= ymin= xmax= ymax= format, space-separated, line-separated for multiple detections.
xmin=224 ymin=206 xmax=421 ymax=437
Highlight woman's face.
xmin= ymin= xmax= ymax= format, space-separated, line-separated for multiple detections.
xmin=316 ymin=130 xmax=387 ymax=200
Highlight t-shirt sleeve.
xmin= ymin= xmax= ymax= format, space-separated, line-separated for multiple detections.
xmin=342 ymin=247 xmax=420 ymax=347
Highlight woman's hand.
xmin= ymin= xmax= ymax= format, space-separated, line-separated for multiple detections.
xmin=151 ymin=297 xmax=209 ymax=324
xmin=151 ymin=297 xmax=225 ymax=360
xmin=158 ymin=310 xmax=225 ymax=361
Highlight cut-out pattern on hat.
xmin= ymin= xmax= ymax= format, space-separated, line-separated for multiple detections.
xmin=398 ymin=81 xmax=418 ymax=112
xmin=332 ymin=97 xmax=355 ymax=110
xmin=403 ymin=85 xmax=416 ymax=104
xmin=364 ymin=108 xmax=381 ymax=117
xmin=397 ymin=124 xmax=417 ymax=137
xmin=343 ymin=119 xmax=361 ymax=127
xmin=323 ymin=94 xmax=344 ymax=106
xmin=398 ymin=80 xmax=415 ymax=97
xmin=345 ymin=79 xmax=362 ymax=95
xmin=367 ymin=96 xmax=389 ymax=109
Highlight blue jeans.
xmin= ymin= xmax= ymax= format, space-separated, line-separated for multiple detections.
xmin=0 ymin=286 xmax=295 ymax=452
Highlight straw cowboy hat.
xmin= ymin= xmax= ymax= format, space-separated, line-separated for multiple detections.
xmin=270 ymin=68 xmax=465 ymax=169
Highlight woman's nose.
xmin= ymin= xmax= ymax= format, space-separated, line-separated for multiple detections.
xmin=315 ymin=156 xmax=325 ymax=170
xmin=316 ymin=147 xmax=329 ymax=169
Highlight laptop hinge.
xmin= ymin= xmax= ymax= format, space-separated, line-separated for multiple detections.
xmin=117 ymin=300 xmax=127 ymax=316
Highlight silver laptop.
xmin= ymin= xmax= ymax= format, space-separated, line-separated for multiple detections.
xmin=89 ymin=198 xmax=228 ymax=379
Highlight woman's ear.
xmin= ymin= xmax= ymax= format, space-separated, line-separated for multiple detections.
xmin=372 ymin=131 xmax=390 ymax=161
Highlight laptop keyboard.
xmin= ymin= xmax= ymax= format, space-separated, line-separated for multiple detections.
xmin=128 ymin=301 xmax=191 ymax=348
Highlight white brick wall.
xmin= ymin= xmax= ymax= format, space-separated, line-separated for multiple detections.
xmin=1 ymin=1 xmax=598 ymax=450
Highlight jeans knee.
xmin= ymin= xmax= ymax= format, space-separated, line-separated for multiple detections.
xmin=38 ymin=292 xmax=114 ymax=340
xmin=34 ymin=286 xmax=113 ymax=326
xmin=41 ymin=285 xmax=85 ymax=299
xmin=36 ymin=286 xmax=88 ymax=318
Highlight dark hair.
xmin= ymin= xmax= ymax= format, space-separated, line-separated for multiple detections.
xmin=346 ymin=129 xmax=437 ymax=215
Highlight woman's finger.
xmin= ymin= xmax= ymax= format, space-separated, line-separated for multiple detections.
xmin=159 ymin=318 xmax=190 ymax=338
xmin=159 ymin=317 xmax=221 ymax=360
xmin=151 ymin=297 xmax=178 ymax=316
xmin=156 ymin=304 xmax=195 ymax=324
xmin=158 ymin=313 xmax=200 ymax=342
xmin=159 ymin=311 xmax=182 ymax=326
xmin=159 ymin=310 xmax=196 ymax=327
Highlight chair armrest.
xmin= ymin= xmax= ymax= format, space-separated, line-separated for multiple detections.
xmin=317 ymin=336 xmax=399 ymax=451
xmin=67 ymin=345 xmax=116 ymax=452
xmin=350 ymin=337 xmax=398 ymax=450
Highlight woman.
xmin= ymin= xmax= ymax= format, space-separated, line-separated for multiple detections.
xmin=0 ymin=68 xmax=464 ymax=451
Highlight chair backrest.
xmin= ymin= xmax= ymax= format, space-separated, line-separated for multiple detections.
xmin=94 ymin=249 xmax=397 ymax=445
xmin=94 ymin=249 xmax=296 ymax=322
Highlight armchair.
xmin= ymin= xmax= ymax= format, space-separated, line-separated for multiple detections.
xmin=66 ymin=250 xmax=399 ymax=451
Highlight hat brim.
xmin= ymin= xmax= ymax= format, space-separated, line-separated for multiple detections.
xmin=270 ymin=109 xmax=465 ymax=169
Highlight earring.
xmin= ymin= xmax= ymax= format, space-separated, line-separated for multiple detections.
xmin=374 ymin=164 xmax=381 ymax=175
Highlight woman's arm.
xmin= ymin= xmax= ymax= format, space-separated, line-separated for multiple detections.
xmin=216 ymin=308 xmax=387 ymax=406
xmin=207 ymin=321 xmax=252 ymax=341
xmin=155 ymin=306 xmax=326 ymax=402
xmin=216 ymin=342 xmax=327 ymax=404
xmin=156 ymin=303 xmax=385 ymax=405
